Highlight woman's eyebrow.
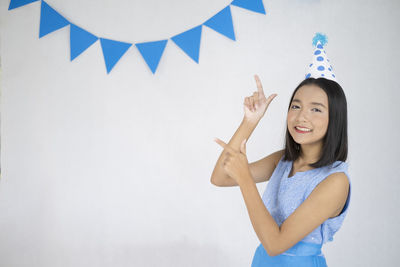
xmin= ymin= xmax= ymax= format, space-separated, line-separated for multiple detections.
xmin=292 ymin=98 xmax=327 ymax=108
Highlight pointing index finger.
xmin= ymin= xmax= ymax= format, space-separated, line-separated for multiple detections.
xmin=254 ymin=74 xmax=265 ymax=96
xmin=214 ymin=138 xmax=236 ymax=154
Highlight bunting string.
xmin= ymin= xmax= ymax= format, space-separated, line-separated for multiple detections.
xmin=8 ymin=0 xmax=266 ymax=74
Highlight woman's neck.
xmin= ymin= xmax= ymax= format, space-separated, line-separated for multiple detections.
xmin=298 ymin=142 xmax=323 ymax=165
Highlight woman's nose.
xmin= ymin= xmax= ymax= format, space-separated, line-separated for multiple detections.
xmin=296 ymin=109 xmax=308 ymax=122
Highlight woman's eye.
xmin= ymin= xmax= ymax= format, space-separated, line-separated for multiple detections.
xmin=291 ymin=104 xmax=321 ymax=112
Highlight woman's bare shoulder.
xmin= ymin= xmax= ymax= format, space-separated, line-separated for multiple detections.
xmin=273 ymin=149 xmax=285 ymax=165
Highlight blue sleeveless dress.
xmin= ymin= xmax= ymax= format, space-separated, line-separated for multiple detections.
xmin=251 ymin=155 xmax=352 ymax=267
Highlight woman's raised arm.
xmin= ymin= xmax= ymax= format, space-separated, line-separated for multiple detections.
xmin=210 ymin=75 xmax=278 ymax=187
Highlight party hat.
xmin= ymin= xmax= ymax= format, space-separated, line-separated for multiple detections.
xmin=305 ymin=33 xmax=337 ymax=82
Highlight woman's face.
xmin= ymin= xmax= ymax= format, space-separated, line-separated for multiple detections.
xmin=287 ymin=84 xmax=329 ymax=147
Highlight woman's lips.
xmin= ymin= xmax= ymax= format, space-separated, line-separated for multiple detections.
xmin=295 ymin=127 xmax=312 ymax=133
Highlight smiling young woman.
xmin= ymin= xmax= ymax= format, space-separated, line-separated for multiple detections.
xmin=211 ymin=75 xmax=350 ymax=267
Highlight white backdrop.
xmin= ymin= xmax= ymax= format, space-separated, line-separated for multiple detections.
xmin=1 ymin=0 xmax=399 ymax=266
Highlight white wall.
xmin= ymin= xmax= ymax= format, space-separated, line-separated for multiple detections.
xmin=0 ymin=0 xmax=399 ymax=266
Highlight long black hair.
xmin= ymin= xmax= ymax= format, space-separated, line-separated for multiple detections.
xmin=283 ymin=77 xmax=348 ymax=168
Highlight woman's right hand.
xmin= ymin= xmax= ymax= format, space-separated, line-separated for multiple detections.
xmin=244 ymin=75 xmax=278 ymax=123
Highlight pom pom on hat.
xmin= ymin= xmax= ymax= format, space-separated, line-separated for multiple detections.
xmin=305 ymin=33 xmax=337 ymax=82
xmin=312 ymin=33 xmax=328 ymax=47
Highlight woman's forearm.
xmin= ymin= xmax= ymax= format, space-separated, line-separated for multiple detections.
xmin=210 ymin=118 xmax=259 ymax=186
xmin=238 ymin=174 xmax=280 ymax=256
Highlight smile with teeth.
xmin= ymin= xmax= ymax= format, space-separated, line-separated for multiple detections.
xmin=295 ymin=126 xmax=312 ymax=132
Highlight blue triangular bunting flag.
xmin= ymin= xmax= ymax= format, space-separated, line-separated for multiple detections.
xmin=230 ymin=0 xmax=266 ymax=15
xmin=135 ymin=40 xmax=168 ymax=74
xmin=39 ymin=1 xmax=70 ymax=38
xmin=70 ymin=24 xmax=98 ymax=61
xmin=171 ymin=25 xmax=202 ymax=63
xmin=100 ymin=38 xmax=132 ymax=74
xmin=203 ymin=6 xmax=236 ymax=41
xmin=8 ymin=0 xmax=38 ymax=10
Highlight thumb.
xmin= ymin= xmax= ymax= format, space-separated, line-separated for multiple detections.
xmin=240 ymin=139 xmax=247 ymax=154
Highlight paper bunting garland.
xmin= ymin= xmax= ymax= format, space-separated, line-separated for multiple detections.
xmin=8 ymin=0 xmax=267 ymax=74
xmin=171 ymin=25 xmax=203 ymax=63
xmin=8 ymin=0 xmax=38 ymax=10
xmin=203 ymin=6 xmax=236 ymax=41
xmin=100 ymin=38 xmax=132 ymax=74
xmin=231 ymin=0 xmax=266 ymax=14
xmin=39 ymin=1 xmax=69 ymax=38
xmin=70 ymin=24 xmax=98 ymax=61
xmin=135 ymin=40 xmax=168 ymax=74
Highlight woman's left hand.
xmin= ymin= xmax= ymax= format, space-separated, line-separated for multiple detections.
xmin=214 ymin=138 xmax=252 ymax=184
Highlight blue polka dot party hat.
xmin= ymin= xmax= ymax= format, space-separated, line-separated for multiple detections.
xmin=305 ymin=33 xmax=337 ymax=82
